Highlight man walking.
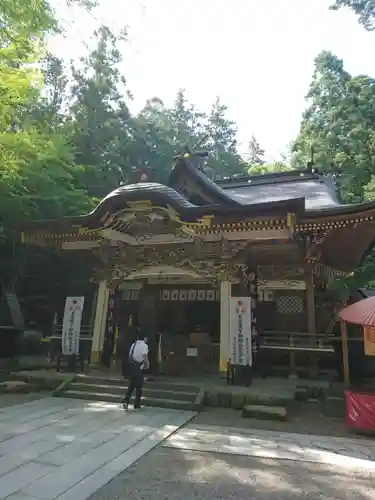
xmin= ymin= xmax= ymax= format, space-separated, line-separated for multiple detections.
xmin=123 ymin=329 xmax=149 ymax=410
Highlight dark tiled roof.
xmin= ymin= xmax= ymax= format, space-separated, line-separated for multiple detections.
xmin=218 ymin=172 xmax=340 ymax=211
xmin=101 ymin=182 xmax=195 ymax=209
xmin=358 ymin=288 xmax=375 ymax=298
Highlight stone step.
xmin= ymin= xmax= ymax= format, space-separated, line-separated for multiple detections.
xmin=74 ymin=375 xmax=124 ymax=386
xmin=75 ymin=375 xmax=200 ymax=393
xmin=242 ymin=404 xmax=288 ymax=421
xmin=321 ymin=395 xmax=345 ymax=419
xmin=59 ymin=389 xmax=196 ymax=411
xmin=70 ymin=382 xmax=198 ymax=401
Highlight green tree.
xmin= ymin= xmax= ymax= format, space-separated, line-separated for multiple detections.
xmin=169 ymin=89 xmax=207 ymax=148
xmin=129 ymin=90 xmax=207 ymax=183
xmin=247 ymin=134 xmax=265 ymax=166
xmin=204 ymin=97 xmax=246 ymax=177
xmin=69 ymin=26 xmax=132 ymax=197
xmin=291 ymin=51 xmax=375 ymax=203
xmin=131 ymin=91 xmax=246 ymax=182
xmin=293 ymin=50 xmax=375 ymax=291
xmin=0 ymin=0 xmax=94 ymax=290
xmin=330 ymin=1 xmax=375 ymax=30
xmin=34 ymin=53 xmax=69 ymax=129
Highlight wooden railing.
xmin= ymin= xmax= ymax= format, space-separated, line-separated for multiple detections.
xmin=261 ymin=330 xmax=334 ymax=353
xmin=49 ymin=324 xmax=93 ymax=339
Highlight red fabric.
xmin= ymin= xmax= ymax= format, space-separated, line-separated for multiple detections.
xmin=345 ymin=390 xmax=375 ymax=430
xmin=339 ymin=297 xmax=375 ymax=326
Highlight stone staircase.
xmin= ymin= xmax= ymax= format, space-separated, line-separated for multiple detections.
xmin=55 ymin=374 xmax=203 ymax=411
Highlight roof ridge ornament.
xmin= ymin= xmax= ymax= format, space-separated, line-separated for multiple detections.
xmin=173 ymin=134 xmax=210 ymax=164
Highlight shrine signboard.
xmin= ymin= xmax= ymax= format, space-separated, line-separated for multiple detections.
xmin=229 ymin=297 xmax=252 ymax=366
xmin=62 ymin=297 xmax=84 ymax=355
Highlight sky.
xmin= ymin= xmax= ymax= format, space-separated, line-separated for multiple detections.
xmin=48 ymin=0 xmax=375 ymax=160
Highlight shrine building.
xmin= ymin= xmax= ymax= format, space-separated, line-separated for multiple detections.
xmin=21 ymin=152 xmax=375 ymax=379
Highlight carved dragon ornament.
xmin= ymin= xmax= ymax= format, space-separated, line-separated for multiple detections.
xmin=91 ymin=237 xmax=251 ymax=287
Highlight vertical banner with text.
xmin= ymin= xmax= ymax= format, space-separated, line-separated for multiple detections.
xmin=62 ymin=297 xmax=84 ymax=355
xmin=229 ymin=297 xmax=252 ymax=366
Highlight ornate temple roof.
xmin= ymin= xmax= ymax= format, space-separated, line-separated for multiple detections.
xmin=169 ymin=156 xmax=375 ymax=217
xmin=21 ymin=153 xmax=375 ymax=272
xmin=218 ymin=172 xmax=340 ymax=211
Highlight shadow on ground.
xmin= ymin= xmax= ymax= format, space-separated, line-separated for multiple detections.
xmin=88 ymin=445 xmax=375 ymax=500
xmin=192 ymin=403 xmax=351 ymax=438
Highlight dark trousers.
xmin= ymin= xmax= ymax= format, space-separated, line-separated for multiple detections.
xmin=124 ymin=361 xmax=144 ymax=407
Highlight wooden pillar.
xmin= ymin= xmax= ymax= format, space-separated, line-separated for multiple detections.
xmin=305 ymin=264 xmax=317 ymax=377
xmin=219 ymin=280 xmax=231 ymax=374
xmin=90 ymin=280 xmax=109 ymax=364
xmin=89 ymin=287 xmax=98 ymax=330
xmin=340 ymin=319 xmax=350 ymax=386
xmin=289 ymin=334 xmax=296 ymax=376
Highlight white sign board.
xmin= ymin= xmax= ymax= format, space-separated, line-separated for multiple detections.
xmin=229 ymin=297 xmax=252 ymax=366
xmin=186 ymin=347 xmax=198 ymax=357
xmin=62 ymin=297 xmax=84 ymax=355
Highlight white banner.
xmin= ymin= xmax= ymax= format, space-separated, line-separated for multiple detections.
xmin=62 ymin=297 xmax=84 ymax=355
xmin=229 ymin=297 xmax=252 ymax=366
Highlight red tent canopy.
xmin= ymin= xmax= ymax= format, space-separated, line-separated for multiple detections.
xmin=339 ymin=297 xmax=375 ymax=327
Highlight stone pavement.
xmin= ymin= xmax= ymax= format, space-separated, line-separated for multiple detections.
xmin=164 ymin=423 xmax=375 ymax=470
xmin=0 ymin=396 xmax=195 ymax=500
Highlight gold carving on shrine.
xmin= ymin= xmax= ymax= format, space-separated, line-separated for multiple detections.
xmin=257 ymin=265 xmax=306 ymax=287
xmin=304 ymin=229 xmax=330 ymax=265
xmin=91 ymin=239 xmax=251 ymax=286
xmin=110 ymin=203 xmax=212 ymax=238
xmin=77 ymin=226 xmax=100 ymax=235
xmin=126 ymin=200 xmax=153 ymax=211
xmin=287 ymin=212 xmax=296 ymax=235
xmin=117 ymin=212 xmax=137 ymax=224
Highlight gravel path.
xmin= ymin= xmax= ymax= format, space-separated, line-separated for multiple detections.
xmin=88 ymin=446 xmax=375 ymax=500
xmin=88 ymin=413 xmax=375 ymax=500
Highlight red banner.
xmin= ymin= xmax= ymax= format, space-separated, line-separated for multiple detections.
xmin=345 ymin=390 xmax=375 ymax=431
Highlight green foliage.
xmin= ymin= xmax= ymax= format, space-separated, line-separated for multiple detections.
xmin=328 ymin=255 xmax=375 ymax=295
xmin=330 ymin=0 xmax=375 ymax=31
xmin=6 ymin=0 xmax=375 ymax=302
xmin=130 ymin=91 xmax=246 ymax=182
xmin=203 ymin=97 xmax=246 ymax=177
xmin=245 ymin=134 xmax=292 ymax=175
xmin=0 ymin=0 xmax=57 ymax=48
xmin=248 ymin=161 xmax=293 ymax=175
xmin=0 ymin=0 xmax=97 ymax=291
xmin=247 ymin=134 xmax=265 ymax=166
xmin=294 ymin=3 xmax=375 ymax=291
xmin=292 ymin=51 xmax=375 ymax=203
xmin=68 ymin=26 xmax=132 ymax=197
xmin=0 ymin=1 xmax=248 ymax=294
xmin=293 ymin=49 xmax=375 ymax=292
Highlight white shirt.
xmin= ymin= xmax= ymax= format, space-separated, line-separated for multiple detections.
xmin=129 ymin=340 xmax=148 ymax=364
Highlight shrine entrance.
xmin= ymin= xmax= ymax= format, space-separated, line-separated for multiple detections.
xmin=113 ymin=266 xmax=222 ymax=377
